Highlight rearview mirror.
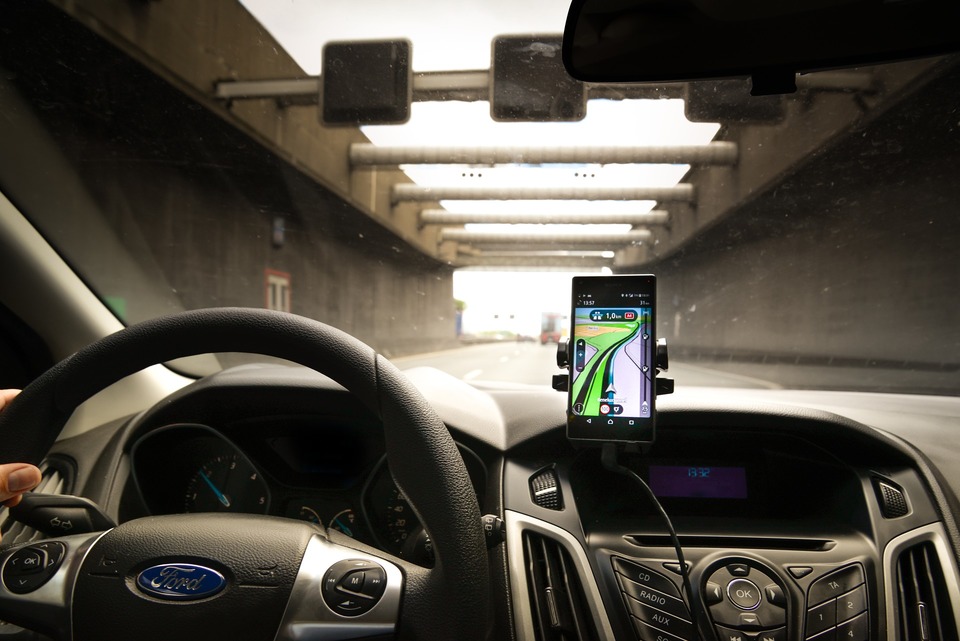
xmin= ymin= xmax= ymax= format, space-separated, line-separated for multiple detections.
xmin=562 ymin=0 xmax=960 ymax=92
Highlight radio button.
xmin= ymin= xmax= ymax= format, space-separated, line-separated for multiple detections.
xmin=620 ymin=577 xmax=689 ymax=619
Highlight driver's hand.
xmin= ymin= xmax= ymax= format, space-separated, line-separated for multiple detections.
xmin=0 ymin=389 xmax=42 ymax=509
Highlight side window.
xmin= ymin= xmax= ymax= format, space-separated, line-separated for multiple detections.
xmin=0 ymin=302 xmax=54 ymax=388
xmin=265 ymin=269 xmax=291 ymax=313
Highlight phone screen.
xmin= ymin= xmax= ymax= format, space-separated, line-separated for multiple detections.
xmin=567 ymin=274 xmax=657 ymax=443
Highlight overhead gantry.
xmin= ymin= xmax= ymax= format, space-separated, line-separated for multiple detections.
xmin=50 ymin=0 xmax=947 ymax=272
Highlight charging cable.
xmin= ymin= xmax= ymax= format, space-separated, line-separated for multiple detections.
xmin=601 ymin=442 xmax=708 ymax=641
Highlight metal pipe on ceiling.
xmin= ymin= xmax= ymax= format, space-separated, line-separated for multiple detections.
xmin=440 ymin=229 xmax=651 ymax=244
xmin=420 ymin=209 xmax=669 ymax=225
xmin=455 ymin=256 xmax=614 ymax=269
xmin=351 ymin=142 xmax=737 ymax=166
xmin=393 ymin=184 xmax=694 ymax=204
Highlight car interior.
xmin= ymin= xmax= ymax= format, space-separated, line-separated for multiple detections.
xmin=0 ymin=1 xmax=958 ymax=640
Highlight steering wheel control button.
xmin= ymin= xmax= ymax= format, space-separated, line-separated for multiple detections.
xmin=807 ymin=565 xmax=864 ymax=606
xmin=339 ymin=570 xmax=365 ymax=592
xmin=359 ymin=567 xmax=386 ymax=598
xmin=728 ymin=578 xmax=761 ymax=610
xmin=322 ymin=559 xmax=386 ymax=616
xmin=10 ymin=550 xmax=45 ymax=574
xmin=613 ymin=558 xmax=682 ymax=600
xmin=3 ymin=542 xmax=66 ymax=594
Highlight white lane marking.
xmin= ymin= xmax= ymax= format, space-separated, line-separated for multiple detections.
xmin=463 ymin=369 xmax=483 ymax=380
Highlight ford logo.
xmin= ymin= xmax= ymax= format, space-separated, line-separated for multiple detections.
xmin=136 ymin=563 xmax=226 ymax=600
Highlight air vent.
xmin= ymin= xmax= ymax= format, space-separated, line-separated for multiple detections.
xmin=0 ymin=463 xmax=68 ymax=545
xmin=874 ymin=477 xmax=910 ymax=519
xmin=896 ymin=541 xmax=959 ymax=641
xmin=523 ymin=531 xmax=597 ymax=641
xmin=530 ymin=467 xmax=563 ymax=510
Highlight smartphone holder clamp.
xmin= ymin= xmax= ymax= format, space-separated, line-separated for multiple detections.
xmin=551 ymin=338 xmax=673 ymax=396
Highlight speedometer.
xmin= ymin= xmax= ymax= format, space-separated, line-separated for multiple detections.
xmin=184 ymin=453 xmax=270 ymax=514
xmin=364 ymin=445 xmax=486 ymax=559
xmin=384 ymin=487 xmax=418 ymax=547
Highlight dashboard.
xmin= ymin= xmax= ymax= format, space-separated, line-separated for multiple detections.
xmin=123 ymin=403 xmax=487 ymax=564
xmin=32 ymin=363 xmax=960 ymax=641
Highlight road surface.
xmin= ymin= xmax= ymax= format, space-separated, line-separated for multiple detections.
xmin=392 ymin=342 xmax=780 ymax=389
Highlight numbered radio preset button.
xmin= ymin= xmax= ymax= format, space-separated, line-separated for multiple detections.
xmin=803 ymin=564 xmax=867 ymax=641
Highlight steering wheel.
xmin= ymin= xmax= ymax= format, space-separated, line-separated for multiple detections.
xmin=0 ymin=308 xmax=489 ymax=641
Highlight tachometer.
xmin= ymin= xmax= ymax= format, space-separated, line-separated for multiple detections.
xmin=184 ymin=453 xmax=269 ymax=514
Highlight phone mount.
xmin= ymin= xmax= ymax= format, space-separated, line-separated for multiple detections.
xmin=552 ymin=338 xmax=674 ymax=396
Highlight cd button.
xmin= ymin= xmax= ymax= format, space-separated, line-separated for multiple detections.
xmin=613 ymin=559 xmax=682 ymax=600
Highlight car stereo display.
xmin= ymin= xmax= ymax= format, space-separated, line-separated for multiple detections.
xmin=648 ymin=465 xmax=749 ymax=499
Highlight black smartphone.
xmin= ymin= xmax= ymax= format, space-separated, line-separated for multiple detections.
xmin=567 ymin=274 xmax=657 ymax=443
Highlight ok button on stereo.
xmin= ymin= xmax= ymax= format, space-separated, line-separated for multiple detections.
xmin=728 ymin=578 xmax=761 ymax=610
xmin=704 ymin=561 xmax=787 ymax=641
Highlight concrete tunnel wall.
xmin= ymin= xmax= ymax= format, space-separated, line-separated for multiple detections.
xmin=0 ymin=4 xmax=457 ymax=359
xmin=646 ymin=65 xmax=960 ymax=370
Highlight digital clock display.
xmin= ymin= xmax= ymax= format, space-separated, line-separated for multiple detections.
xmin=649 ymin=465 xmax=748 ymax=499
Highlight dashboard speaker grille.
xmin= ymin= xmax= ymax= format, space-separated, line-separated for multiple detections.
xmin=896 ymin=541 xmax=959 ymax=641
xmin=874 ymin=478 xmax=910 ymax=518
xmin=523 ymin=531 xmax=597 ymax=641
xmin=530 ymin=467 xmax=563 ymax=510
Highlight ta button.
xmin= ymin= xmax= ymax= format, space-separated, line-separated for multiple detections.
xmin=727 ymin=578 xmax=761 ymax=610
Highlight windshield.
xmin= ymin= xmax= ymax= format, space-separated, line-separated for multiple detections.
xmin=0 ymin=1 xmax=957 ymax=394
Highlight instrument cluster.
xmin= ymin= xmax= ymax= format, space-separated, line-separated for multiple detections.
xmin=128 ymin=421 xmax=486 ymax=560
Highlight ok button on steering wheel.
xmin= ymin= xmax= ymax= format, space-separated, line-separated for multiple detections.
xmin=727 ymin=578 xmax=762 ymax=610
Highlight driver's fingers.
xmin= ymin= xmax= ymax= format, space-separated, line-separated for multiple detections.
xmin=0 ymin=463 xmax=42 ymax=508
xmin=0 ymin=389 xmax=20 ymax=412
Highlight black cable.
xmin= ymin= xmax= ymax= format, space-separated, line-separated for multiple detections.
xmin=601 ymin=442 xmax=708 ymax=641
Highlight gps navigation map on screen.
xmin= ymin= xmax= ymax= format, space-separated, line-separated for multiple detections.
xmin=567 ymin=275 xmax=657 ymax=443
